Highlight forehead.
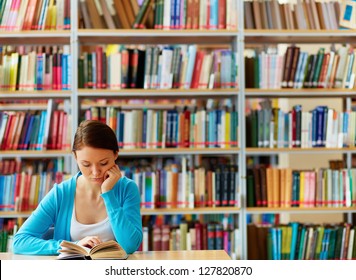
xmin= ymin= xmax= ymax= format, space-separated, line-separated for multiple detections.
xmin=75 ymin=146 xmax=115 ymax=161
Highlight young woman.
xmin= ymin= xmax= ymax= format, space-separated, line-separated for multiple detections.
xmin=13 ymin=120 xmax=142 ymax=255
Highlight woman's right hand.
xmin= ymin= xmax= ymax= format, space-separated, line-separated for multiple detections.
xmin=77 ymin=236 xmax=102 ymax=248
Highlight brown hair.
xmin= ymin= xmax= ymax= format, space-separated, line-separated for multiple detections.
xmin=72 ymin=120 xmax=119 ymax=154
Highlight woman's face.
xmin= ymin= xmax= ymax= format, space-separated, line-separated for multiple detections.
xmin=75 ymin=146 xmax=117 ymax=187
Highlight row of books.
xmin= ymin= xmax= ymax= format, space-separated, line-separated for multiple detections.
xmin=245 ymin=45 xmax=356 ymax=89
xmin=247 ymin=166 xmax=356 ymax=208
xmin=0 ymin=158 xmax=67 ymax=176
xmin=0 ymin=45 xmax=71 ymax=91
xmin=0 ymin=171 xmax=69 ymax=212
xmin=79 ymin=0 xmax=238 ymax=30
xmin=0 ymin=219 xmax=17 ymax=253
xmin=0 ymin=102 xmax=71 ymax=151
xmin=84 ymin=105 xmax=238 ymax=149
xmin=79 ymin=45 xmax=237 ymax=90
xmin=122 ymin=161 xmax=239 ymax=208
xmin=244 ymin=0 xmax=341 ymax=30
xmin=248 ymin=222 xmax=356 ymax=260
xmin=0 ymin=0 xmax=70 ymax=31
xmin=140 ymin=219 xmax=239 ymax=259
xmin=246 ymin=105 xmax=356 ymax=148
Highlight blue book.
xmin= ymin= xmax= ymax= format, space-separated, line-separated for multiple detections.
xmin=119 ymin=111 xmax=125 ymax=149
xmin=36 ymin=54 xmax=44 ymax=90
xmin=289 ymin=222 xmax=299 ymax=260
xmin=184 ymin=45 xmax=197 ymax=89
xmin=216 ymin=109 xmax=222 ymax=147
xmin=0 ymin=176 xmax=4 ymax=210
xmin=298 ymin=227 xmax=307 ymax=259
xmin=210 ymin=0 xmax=218 ymax=29
xmin=61 ymin=53 xmax=68 ymax=90
xmin=142 ymin=109 xmax=147 ymax=148
xmin=145 ymin=171 xmax=153 ymax=209
xmin=343 ymin=112 xmax=349 ymax=147
xmin=23 ymin=115 xmax=35 ymax=150
xmin=91 ymin=52 xmax=97 ymax=89
xmin=36 ymin=111 xmax=47 ymax=150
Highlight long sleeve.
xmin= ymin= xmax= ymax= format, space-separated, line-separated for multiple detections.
xmin=13 ymin=176 xmax=76 ymax=255
xmin=101 ymin=177 xmax=143 ymax=254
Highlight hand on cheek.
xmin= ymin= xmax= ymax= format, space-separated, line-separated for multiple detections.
xmin=101 ymin=165 xmax=122 ymax=193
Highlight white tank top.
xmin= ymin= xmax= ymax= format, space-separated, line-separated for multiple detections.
xmin=70 ymin=205 xmax=115 ymax=242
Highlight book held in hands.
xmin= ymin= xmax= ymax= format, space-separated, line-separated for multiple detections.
xmin=58 ymin=240 xmax=128 ymax=260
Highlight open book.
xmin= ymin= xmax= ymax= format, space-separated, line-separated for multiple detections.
xmin=58 ymin=240 xmax=128 ymax=260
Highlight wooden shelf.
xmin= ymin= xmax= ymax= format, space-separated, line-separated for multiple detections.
xmin=247 ymin=207 xmax=356 ymax=214
xmin=141 ymin=207 xmax=240 ymax=215
xmin=0 ymin=91 xmax=72 ymax=99
xmin=246 ymin=148 xmax=356 ymax=155
xmin=245 ymin=29 xmax=356 ymax=44
xmin=0 ymin=31 xmax=71 ymax=44
xmin=118 ymin=148 xmax=240 ymax=156
xmin=78 ymin=88 xmax=238 ymax=99
xmin=0 ymin=211 xmax=32 ymax=218
xmin=77 ymin=29 xmax=238 ymax=45
xmin=245 ymin=88 xmax=356 ymax=98
xmin=0 ymin=150 xmax=71 ymax=158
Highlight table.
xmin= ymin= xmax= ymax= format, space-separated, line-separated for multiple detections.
xmin=0 ymin=250 xmax=231 ymax=260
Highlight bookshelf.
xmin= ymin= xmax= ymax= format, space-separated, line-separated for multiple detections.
xmin=243 ymin=0 xmax=356 ymax=259
xmin=2 ymin=0 xmax=356 ymax=260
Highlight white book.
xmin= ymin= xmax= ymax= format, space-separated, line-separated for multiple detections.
xmin=334 ymin=46 xmax=348 ymax=88
xmin=163 ymin=0 xmax=171 ymax=30
xmin=0 ymin=113 xmax=9 ymax=147
xmin=347 ymin=228 xmax=354 ymax=259
xmin=183 ymin=45 xmax=197 ymax=89
xmin=324 ymin=51 xmax=335 ymax=88
xmin=43 ymin=99 xmax=54 ymax=150
xmin=159 ymin=48 xmax=173 ymax=89
xmin=199 ymin=0 xmax=206 ymax=29
xmin=123 ymin=111 xmax=133 ymax=149
xmin=337 ymin=112 xmax=344 ymax=148
xmin=198 ymin=53 xmax=213 ymax=89
xmin=325 ymin=108 xmax=333 ymax=148
xmin=110 ymin=52 xmax=121 ymax=89
xmin=1 ymin=0 xmax=13 ymax=29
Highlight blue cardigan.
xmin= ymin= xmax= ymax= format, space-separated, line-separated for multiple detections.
xmin=13 ymin=172 xmax=143 ymax=255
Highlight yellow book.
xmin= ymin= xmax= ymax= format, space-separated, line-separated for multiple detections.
xmin=50 ymin=7 xmax=57 ymax=30
xmin=34 ymin=174 xmax=41 ymax=206
xmin=299 ymin=171 xmax=305 ymax=208
xmin=45 ymin=0 xmax=54 ymax=30
xmin=9 ymin=53 xmax=19 ymax=91
xmin=225 ymin=110 xmax=231 ymax=148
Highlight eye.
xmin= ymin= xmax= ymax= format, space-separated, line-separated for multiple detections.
xmin=82 ymin=163 xmax=90 ymax=167
xmin=100 ymin=162 xmax=108 ymax=166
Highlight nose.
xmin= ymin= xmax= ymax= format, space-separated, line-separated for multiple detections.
xmin=92 ymin=165 xmax=101 ymax=176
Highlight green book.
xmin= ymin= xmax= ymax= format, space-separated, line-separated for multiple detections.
xmin=311 ymin=48 xmax=325 ymax=88
xmin=314 ymin=226 xmax=324 ymax=260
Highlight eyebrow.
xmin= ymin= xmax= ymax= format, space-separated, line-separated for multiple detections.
xmin=81 ymin=158 xmax=109 ymax=163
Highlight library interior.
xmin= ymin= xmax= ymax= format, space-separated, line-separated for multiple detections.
xmin=1 ymin=0 xmax=356 ymax=260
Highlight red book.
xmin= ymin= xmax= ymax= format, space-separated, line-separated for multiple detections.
xmin=49 ymin=110 xmax=60 ymax=149
xmin=152 ymin=225 xmax=162 ymax=251
xmin=57 ymin=53 xmax=62 ymax=90
xmin=161 ymin=225 xmax=170 ymax=250
xmin=190 ymin=50 xmax=205 ymax=88
xmin=56 ymin=111 xmax=65 ymax=150
xmin=195 ymin=222 xmax=202 ymax=250
xmin=52 ymin=53 xmax=58 ymax=90
xmin=218 ymin=0 xmax=226 ymax=29
xmin=96 ymin=46 xmax=103 ymax=89
xmin=2 ymin=113 xmax=14 ymax=150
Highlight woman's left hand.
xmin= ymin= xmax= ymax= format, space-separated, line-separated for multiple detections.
xmin=101 ymin=165 xmax=122 ymax=193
